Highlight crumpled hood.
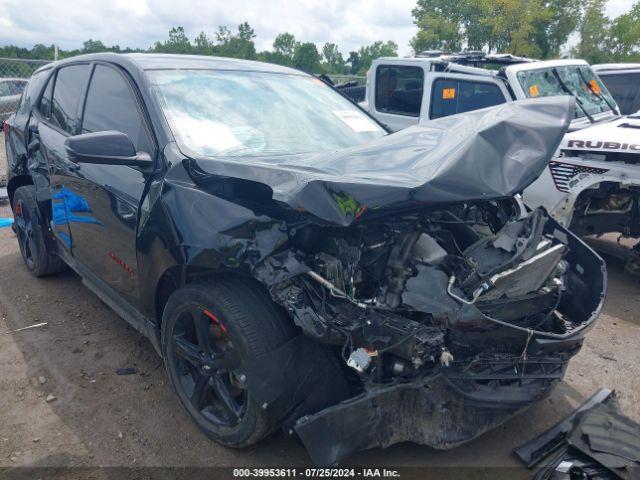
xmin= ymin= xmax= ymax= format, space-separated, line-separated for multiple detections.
xmin=187 ymin=97 xmax=573 ymax=225
xmin=562 ymin=114 xmax=640 ymax=153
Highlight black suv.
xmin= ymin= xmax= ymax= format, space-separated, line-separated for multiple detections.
xmin=4 ymin=53 xmax=605 ymax=465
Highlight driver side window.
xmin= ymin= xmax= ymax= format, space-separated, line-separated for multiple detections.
xmin=82 ymin=65 xmax=152 ymax=155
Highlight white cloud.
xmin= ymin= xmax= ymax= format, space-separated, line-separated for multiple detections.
xmin=0 ymin=0 xmax=632 ymax=58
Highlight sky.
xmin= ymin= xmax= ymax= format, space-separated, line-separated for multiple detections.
xmin=0 ymin=0 xmax=635 ymax=57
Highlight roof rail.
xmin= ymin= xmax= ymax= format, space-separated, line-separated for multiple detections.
xmin=416 ymin=51 xmax=536 ymax=66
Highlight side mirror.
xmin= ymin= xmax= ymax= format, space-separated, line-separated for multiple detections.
xmin=65 ymin=131 xmax=151 ymax=167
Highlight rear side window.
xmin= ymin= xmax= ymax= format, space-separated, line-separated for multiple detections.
xmin=375 ymin=65 xmax=424 ymax=116
xmin=19 ymin=70 xmax=49 ymax=115
xmin=81 ymin=65 xmax=152 ymax=154
xmin=38 ymin=75 xmax=54 ymax=118
xmin=51 ymin=64 xmax=91 ymax=134
xmin=430 ymin=78 xmax=506 ymax=119
xmin=599 ymin=73 xmax=640 ymax=115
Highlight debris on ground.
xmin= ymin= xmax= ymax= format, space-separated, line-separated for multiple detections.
xmin=38 ymin=376 xmax=47 ymax=385
xmin=2 ymin=322 xmax=48 ymax=334
xmin=115 ymin=367 xmax=137 ymax=376
xmin=45 ymin=394 xmax=56 ymax=403
xmin=515 ymin=388 xmax=640 ymax=479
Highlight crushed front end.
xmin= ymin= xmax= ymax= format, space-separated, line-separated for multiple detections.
xmin=252 ymin=198 xmax=605 ymax=465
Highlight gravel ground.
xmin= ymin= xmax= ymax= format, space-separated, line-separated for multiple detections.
xmin=0 ymin=137 xmax=639 ymax=479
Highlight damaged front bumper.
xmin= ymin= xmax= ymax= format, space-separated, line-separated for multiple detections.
xmin=294 ymin=337 xmax=587 ymax=466
xmin=295 ymin=373 xmax=535 ymax=466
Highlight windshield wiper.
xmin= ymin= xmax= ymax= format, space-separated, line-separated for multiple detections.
xmin=576 ymin=68 xmax=620 ymax=116
xmin=551 ymin=68 xmax=595 ymax=123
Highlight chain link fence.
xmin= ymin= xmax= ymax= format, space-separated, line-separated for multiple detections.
xmin=0 ymin=58 xmax=51 ymax=121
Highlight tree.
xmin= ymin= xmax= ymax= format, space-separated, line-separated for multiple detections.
xmin=193 ymin=31 xmax=215 ymax=55
xmin=347 ymin=51 xmax=361 ymax=75
xmin=410 ymin=0 xmax=580 ymax=58
xmin=82 ymin=39 xmax=107 ymax=53
xmin=354 ymin=41 xmax=398 ymax=74
xmin=607 ymin=1 xmax=640 ymax=61
xmin=270 ymin=32 xmax=297 ymax=65
xmin=293 ymin=42 xmax=321 ymax=72
xmin=322 ymin=42 xmax=344 ymax=73
xmin=533 ymin=0 xmax=582 ymax=58
xmin=154 ymin=26 xmax=191 ymax=53
xmin=572 ymin=0 xmax=610 ymax=64
xmin=215 ymin=23 xmax=257 ymax=59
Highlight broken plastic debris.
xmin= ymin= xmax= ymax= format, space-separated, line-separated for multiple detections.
xmin=0 ymin=217 xmax=13 ymax=228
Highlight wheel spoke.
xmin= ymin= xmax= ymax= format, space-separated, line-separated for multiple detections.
xmin=211 ymin=374 xmax=242 ymax=422
xmin=193 ymin=311 xmax=214 ymax=354
xmin=172 ymin=334 xmax=203 ymax=367
xmin=14 ymin=215 xmax=26 ymax=231
xmin=190 ymin=375 xmax=211 ymax=411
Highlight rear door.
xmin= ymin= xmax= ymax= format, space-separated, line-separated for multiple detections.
xmin=35 ymin=63 xmax=92 ymax=251
xmin=423 ymin=73 xmax=509 ymax=121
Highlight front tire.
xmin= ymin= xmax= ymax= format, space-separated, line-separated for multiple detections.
xmin=13 ymin=185 xmax=67 ymax=277
xmin=161 ymin=277 xmax=295 ymax=447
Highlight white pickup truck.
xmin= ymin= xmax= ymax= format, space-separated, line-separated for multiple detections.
xmin=338 ymin=53 xmax=640 ymax=271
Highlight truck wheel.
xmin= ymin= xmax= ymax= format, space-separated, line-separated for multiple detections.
xmin=161 ymin=277 xmax=295 ymax=447
xmin=13 ymin=185 xmax=67 ymax=277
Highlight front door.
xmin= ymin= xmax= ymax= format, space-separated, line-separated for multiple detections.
xmin=61 ymin=63 xmax=154 ymax=307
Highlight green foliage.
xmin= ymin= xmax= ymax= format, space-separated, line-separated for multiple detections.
xmin=321 ymin=42 xmax=345 ymax=73
xmin=607 ymin=2 xmax=640 ymax=61
xmin=292 ymin=42 xmax=321 ymax=72
xmin=153 ymin=26 xmax=191 ymax=54
xmin=349 ymin=41 xmax=398 ymax=75
xmin=268 ymin=32 xmax=297 ymax=65
xmin=215 ymin=23 xmax=257 ymax=59
xmin=572 ymin=0 xmax=610 ymax=64
xmin=411 ymin=0 xmax=581 ymax=58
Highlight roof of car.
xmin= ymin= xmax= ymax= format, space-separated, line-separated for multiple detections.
xmin=34 ymin=52 xmax=307 ymax=76
xmin=593 ymin=63 xmax=640 ymax=72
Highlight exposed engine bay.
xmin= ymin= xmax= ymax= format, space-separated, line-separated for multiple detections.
xmin=255 ymin=198 xmax=603 ymax=389
xmin=246 ymin=198 xmax=604 ymax=465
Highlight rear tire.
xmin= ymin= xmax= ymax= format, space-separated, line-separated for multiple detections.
xmin=161 ymin=277 xmax=295 ymax=447
xmin=13 ymin=185 xmax=67 ymax=277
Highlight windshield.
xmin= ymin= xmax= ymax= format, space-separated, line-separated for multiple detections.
xmin=149 ymin=70 xmax=385 ymax=157
xmin=517 ymin=65 xmax=617 ymax=120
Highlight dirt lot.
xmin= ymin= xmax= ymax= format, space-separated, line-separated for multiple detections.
xmin=0 ymin=134 xmax=639 ymax=479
